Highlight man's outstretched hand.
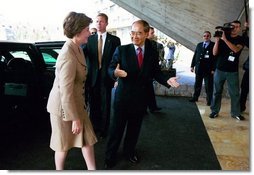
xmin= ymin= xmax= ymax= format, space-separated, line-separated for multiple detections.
xmin=114 ymin=64 xmax=127 ymax=78
xmin=167 ymin=77 xmax=180 ymax=88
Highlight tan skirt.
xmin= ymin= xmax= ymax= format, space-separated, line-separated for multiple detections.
xmin=49 ymin=114 xmax=97 ymax=152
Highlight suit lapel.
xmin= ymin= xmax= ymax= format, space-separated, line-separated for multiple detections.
xmin=126 ymin=42 xmax=153 ymax=78
xmin=128 ymin=44 xmax=140 ymax=71
xmin=89 ymin=34 xmax=98 ymax=57
xmin=89 ymin=34 xmax=99 ymax=66
xmin=140 ymin=40 xmax=152 ymax=74
xmin=199 ymin=42 xmax=204 ymax=51
xmin=103 ymin=33 xmax=112 ymax=59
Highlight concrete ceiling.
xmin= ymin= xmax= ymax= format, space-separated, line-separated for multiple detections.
xmin=110 ymin=0 xmax=249 ymax=51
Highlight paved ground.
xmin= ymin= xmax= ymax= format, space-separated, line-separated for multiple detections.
xmin=0 ymin=96 xmax=220 ymax=170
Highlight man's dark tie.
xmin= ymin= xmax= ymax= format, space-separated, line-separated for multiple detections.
xmin=137 ymin=47 xmax=143 ymax=68
xmin=98 ymin=35 xmax=103 ymax=69
xmin=203 ymin=43 xmax=206 ymax=48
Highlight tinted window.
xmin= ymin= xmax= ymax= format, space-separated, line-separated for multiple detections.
xmin=10 ymin=51 xmax=31 ymax=62
xmin=42 ymin=52 xmax=57 ymax=64
xmin=40 ymin=48 xmax=60 ymax=67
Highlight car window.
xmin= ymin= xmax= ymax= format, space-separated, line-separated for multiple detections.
xmin=40 ymin=48 xmax=60 ymax=66
xmin=10 ymin=51 xmax=31 ymax=62
xmin=42 ymin=53 xmax=57 ymax=64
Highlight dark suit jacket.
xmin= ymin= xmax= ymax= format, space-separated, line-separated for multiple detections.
xmin=84 ymin=33 xmax=121 ymax=89
xmin=150 ymin=39 xmax=165 ymax=59
xmin=191 ymin=41 xmax=215 ymax=76
xmin=108 ymin=39 xmax=171 ymax=112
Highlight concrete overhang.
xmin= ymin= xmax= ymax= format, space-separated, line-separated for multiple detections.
xmin=110 ymin=0 xmax=249 ymax=51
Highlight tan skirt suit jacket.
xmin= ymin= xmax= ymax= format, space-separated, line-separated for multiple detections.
xmin=47 ymin=39 xmax=97 ymax=151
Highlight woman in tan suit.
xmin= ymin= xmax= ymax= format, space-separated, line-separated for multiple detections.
xmin=47 ymin=11 xmax=97 ymax=170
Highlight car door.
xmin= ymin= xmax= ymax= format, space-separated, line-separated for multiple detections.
xmin=35 ymin=41 xmax=64 ymax=105
xmin=0 ymin=42 xmax=44 ymax=113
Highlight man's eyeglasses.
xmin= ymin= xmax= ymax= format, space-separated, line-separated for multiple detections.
xmin=203 ymin=35 xmax=210 ymax=37
xmin=130 ymin=31 xmax=143 ymax=37
xmin=91 ymin=32 xmax=97 ymax=35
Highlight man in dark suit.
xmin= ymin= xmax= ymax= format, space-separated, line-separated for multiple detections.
xmin=84 ymin=13 xmax=121 ymax=138
xmin=146 ymin=26 xmax=164 ymax=113
xmin=104 ymin=20 xmax=180 ymax=168
xmin=189 ymin=31 xmax=215 ymax=106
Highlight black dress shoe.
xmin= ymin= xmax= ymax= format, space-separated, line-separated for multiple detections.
xmin=209 ymin=112 xmax=218 ymax=118
xmin=232 ymin=115 xmax=245 ymax=121
xmin=150 ymin=107 xmax=162 ymax=113
xmin=129 ymin=155 xmax=139 ymax=163
xmin=126 ymin=152 xmax=139 ymax=163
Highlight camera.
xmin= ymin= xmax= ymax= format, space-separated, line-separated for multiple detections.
xmin=213 ymin=22 xmax=235 ymax=37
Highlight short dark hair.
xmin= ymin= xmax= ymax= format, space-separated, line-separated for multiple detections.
xmin=97 ymin=13 xmax=108 ymax=23
xmin=231 ymin=20 xmax=241 ymax=26
xmin=63 ymin=11 xmax=92 ymax=38
xmin=132 ymin=20 xmax=150 ymax=33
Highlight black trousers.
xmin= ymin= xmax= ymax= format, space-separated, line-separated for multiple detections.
xmin=193 ymin=73 xmax=213 ymax=103
xmin=89 ymin=71 xmax=112 ymax=136
xmin=147 ymin=80 xmax=158 ymax=110
xmin=105 ymin=107 xmax=144 ymax=161
xmin=240 ymin=70 xmax=249 ymax=110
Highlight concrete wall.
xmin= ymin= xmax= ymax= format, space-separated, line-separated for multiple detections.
xmin=111 ymin=0 xmax=248 ymax=51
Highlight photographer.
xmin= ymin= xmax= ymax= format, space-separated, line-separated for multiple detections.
xmin=210 ymin=20 xmax=245 ymax=120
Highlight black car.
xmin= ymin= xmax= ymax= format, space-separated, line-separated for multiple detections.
xmin=0 ymin=41 xmax=64 ymax=115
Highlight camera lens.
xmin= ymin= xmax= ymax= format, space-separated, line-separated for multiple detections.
xmin=213 ymin=31 xmax=222 ymax=37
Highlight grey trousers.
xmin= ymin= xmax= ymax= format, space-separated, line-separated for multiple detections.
xmin=210 ymin=69 xmax=240 ymax=116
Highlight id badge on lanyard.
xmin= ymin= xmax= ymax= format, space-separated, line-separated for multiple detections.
xmin=204 ymin=51 xmax=209 ymax=59
xmin=228 ymin=51 xmax=235 ymax=62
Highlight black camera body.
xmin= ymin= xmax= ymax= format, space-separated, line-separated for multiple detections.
xmin=213 ymin=22 xmax=234 ymax=37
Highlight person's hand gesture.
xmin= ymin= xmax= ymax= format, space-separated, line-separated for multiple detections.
xmin=114 ymin=64 xmax=127 ymax=78
xmin=167 ymin=77 xmax=180 ymax=88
